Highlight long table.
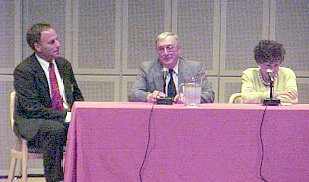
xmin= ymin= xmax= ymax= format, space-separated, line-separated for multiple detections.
xmin=64 ymin=102 xmax=309 ymax=182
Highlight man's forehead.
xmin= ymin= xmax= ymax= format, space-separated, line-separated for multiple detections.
xmin=157 ymin=37 xmax=177 ymax=46
xmin=157 ymin=43 xmax=173 ymax=48
xmin=40 ymin=29 xmax=57 ymax=40
xmin=41 ymin=28 xmax=54 ymax=35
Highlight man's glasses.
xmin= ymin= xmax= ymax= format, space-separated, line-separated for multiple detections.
xmin=157 ymin=45 xmax=177 ymax=53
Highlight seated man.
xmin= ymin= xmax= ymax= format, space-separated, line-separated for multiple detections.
xmin=129 ymin=32 xmax=215 ymax=103
xmin=241 ymin=40 xmax=298 ymax=104
xmin=13 ymin=23 xmax=84 ymax=182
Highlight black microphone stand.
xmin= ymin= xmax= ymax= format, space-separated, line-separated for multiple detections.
xmin=263 ymin=77 xmax=280 ymax=106
xmin=156 ymin=70 xmax=173 ymax=105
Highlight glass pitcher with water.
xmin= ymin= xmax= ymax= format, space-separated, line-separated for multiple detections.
xmin=179 ymin=75 xmax=203 ymax=107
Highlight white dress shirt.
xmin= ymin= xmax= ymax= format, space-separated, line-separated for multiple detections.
xmin=36 ymin=55 xmax=71 ymax=122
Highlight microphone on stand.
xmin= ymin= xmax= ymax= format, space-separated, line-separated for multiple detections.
xmin=263 ymin=69 xmax=280 ymax=106
xmin=266 ymin=69 xmax=274 ymax=83
xmin=162 ymin=68 xmax=168 ymax=94
xmin=156 ymin=68 xmax=173 ymax=105
xmin=266 ymin=69 xmax=274 ymax=99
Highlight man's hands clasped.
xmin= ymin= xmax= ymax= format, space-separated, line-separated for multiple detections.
xmin=146 ymin=90 xmax=184 ymax=103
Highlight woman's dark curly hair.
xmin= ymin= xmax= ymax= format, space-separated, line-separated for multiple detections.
xmin=254 ymin=40 xmax=285 ymax=65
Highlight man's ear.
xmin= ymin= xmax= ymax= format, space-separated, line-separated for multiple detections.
xmin=177 ymin=44 xmax=181 ymax=54
xmin=176 ymin=44 xmax=181 ymax=51
xmin=34 ymin=43 xmax=41 ymax=52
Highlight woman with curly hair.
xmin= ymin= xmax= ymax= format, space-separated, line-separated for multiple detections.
xmin=241 ymin=40 xmax=298 ymax=104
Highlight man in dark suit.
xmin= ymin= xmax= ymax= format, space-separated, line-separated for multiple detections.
xmin=129 ymin=32 xmax=214 ymax=103
xmin=13 ymin=23 xmax=84 ymax=182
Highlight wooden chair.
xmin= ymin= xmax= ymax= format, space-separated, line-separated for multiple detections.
xmin=228 ymin=93 xmax=243 ymax=104
xmin=7 ymin=91 xmax=43 ymax=182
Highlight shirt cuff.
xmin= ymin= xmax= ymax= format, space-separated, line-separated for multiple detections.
xmin=65 ymin=111 xmax=71 ymax=123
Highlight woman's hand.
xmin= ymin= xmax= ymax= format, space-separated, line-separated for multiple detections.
xmin=274 ymin=90 xmax=298 ymax=100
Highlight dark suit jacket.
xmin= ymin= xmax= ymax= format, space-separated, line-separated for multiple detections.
xmin=128 ymin=57 xmax=215 ymax=103
xmin=13 ymin=54 xmax=84 ymax=139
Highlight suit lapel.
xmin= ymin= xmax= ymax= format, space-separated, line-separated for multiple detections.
xmin=153 ymin=61 xmax=164 ymax=92
xmin=178 ymin=58 xmax=186 ymax=86
xmin=30 ymin=55 xmax=50 ymax=97
xmin=178 ymin=58 xmax=194 ymax=84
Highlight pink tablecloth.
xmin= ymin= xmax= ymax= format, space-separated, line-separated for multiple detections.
xmin=64 ymin=102 xmax=309 ymax=182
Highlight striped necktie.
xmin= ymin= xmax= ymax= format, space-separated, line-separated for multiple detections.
xmin=167 ymin=69 xmax=176 ymax=97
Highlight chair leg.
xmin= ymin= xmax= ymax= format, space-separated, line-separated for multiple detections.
xmin=22 ymin=150 xmax=28 ymax=182
xmin=7 ymin=154 xmax=17 ymax=182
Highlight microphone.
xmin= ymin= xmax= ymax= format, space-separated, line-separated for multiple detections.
xmin=263 ymin=69 xmax=280 ymax=106
xmin=157 ymin=67 xmax=173 ymax=105
xmin=162 ymin=68 xmax=168 ymax=86
xmin=266 ymin=69 xmax=274 ymax=82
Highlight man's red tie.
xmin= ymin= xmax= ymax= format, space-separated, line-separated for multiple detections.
xmin=49 ymin=63 xmax=64 ymax=110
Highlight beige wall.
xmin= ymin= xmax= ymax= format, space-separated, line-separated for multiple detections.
xmin=0 ymin=0 xmax=308 ymax=175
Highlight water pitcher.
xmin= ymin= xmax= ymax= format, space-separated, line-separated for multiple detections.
xmin=180 ymin=76 xmax=202 ymax=107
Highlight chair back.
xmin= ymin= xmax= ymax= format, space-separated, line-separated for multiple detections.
xmin=228 ymin=93 xmax=243 ymax=104
xmin=9 ymin=91 xmax=22 ymax=150
xmin=8 ymin=91 xmax=44 ymax=182
xmin=10 ymin=91 xmax=16 ymax=128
